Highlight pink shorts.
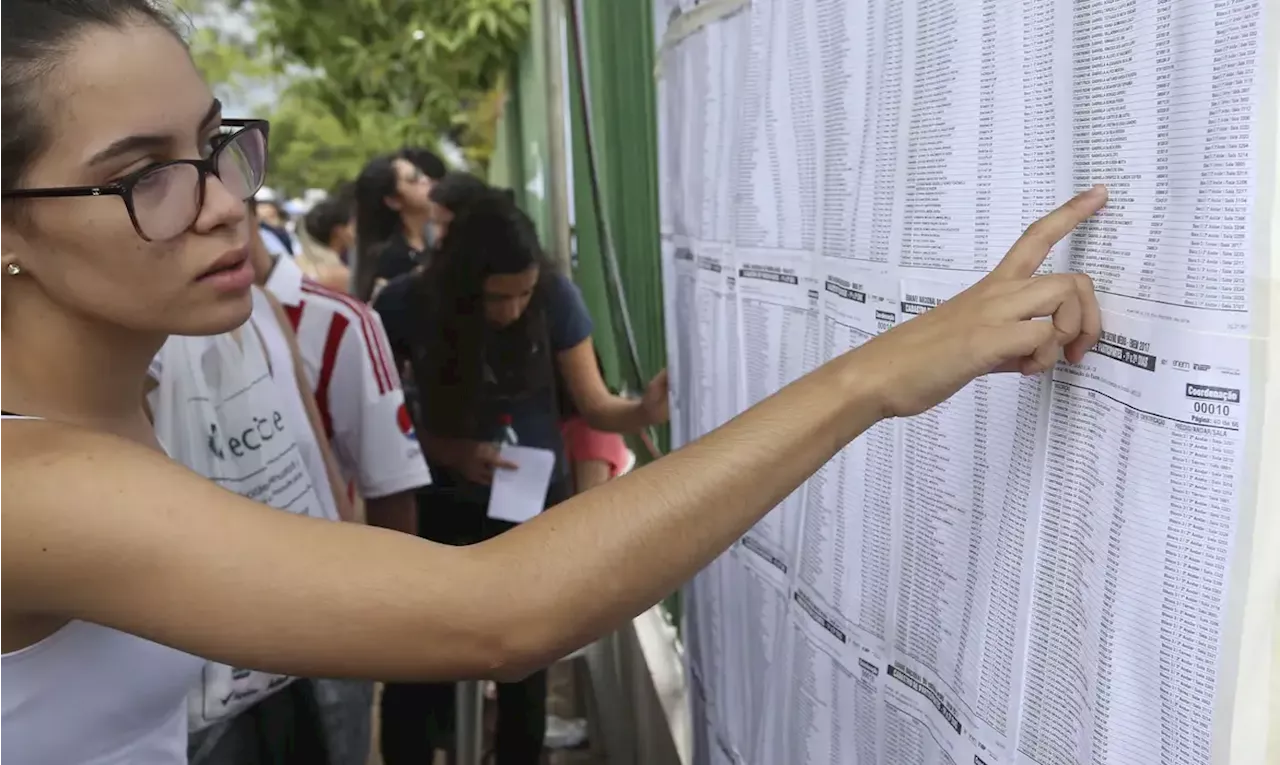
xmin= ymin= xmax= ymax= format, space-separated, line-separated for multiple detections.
xmin=560 ymin=417 xmax=629 ymax=478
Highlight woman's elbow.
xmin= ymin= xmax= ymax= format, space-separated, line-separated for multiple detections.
xmin=471 ymin=607 xmax=580 ymax=682
xmin=461 ymin=639 xmax=535 ymax=683
xmin=486 ymin=656 xmax=543 ymax=684
xmin=431 ymin=623 xmax=527 ymax=683
xmin=448 ymin=589 xmax=556 ymax=681
xmin=580 ymin=413 xmax=609 ymax=434
xmin=485 ymin=622 xmax=572 ymax=682
xmin=450 ymin=545 xmax=582 ymax=681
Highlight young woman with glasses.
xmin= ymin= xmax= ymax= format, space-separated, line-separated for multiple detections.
xmin=0 ymin=2 xmax=1106 ymax=762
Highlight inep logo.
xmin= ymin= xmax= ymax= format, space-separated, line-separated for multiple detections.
xmin=396 ymin=403 xmax=416 ymax=440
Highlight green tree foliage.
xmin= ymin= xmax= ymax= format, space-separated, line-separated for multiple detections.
xmin=178 ymin=0 xmax=529 ymax=195
xmin=176 ymin=0 xmax=275 ymax=109
xmin=174 ymin=0 xmax=524 ymax=194
xmin=265 ymin=86 xmax=414 ymax=197
xmin=251 ymin=0 xmax=531 ymax=170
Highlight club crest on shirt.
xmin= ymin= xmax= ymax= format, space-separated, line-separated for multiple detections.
xmin=396 ymin=403 xmax=416 ymax=440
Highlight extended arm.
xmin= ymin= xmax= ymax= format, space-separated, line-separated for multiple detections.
xmin=1 ymin=352 xmax=881 ymax=684
xmin=557 ymin=337 xmax=663 ymax=433
xmin=2 ymin=187 xmax=1106 ymax=684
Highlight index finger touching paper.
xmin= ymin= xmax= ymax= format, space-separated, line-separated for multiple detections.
xmin=994 ymin=185 xmax=1109 ymax=280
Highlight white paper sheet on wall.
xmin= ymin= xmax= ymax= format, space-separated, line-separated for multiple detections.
xmin=654 ymin=0 xmax=1273 ymax=763
xmin=734 ymin=248 xmax=822 ymax=584
xmin=1017 ymin=313 xmax=1252 ymax=765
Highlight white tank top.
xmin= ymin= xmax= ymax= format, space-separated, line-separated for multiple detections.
xmin=1 ymin=415 xmax=203 ymax=764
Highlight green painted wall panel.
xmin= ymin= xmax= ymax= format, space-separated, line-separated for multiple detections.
xmin=566 ymin=25 xmax=623 ymax=388
xmin=578 ymin=0 xmax=666 ymax=443
xmin=571 ymin=0 xmax=680 ymax=623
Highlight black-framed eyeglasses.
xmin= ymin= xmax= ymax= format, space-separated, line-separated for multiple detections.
xmin=1 ymin=119 xmax=270 ymax=242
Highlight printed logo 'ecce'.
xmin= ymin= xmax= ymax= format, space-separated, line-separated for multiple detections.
xmin=207 ymin=410 xmax=287 ymax=460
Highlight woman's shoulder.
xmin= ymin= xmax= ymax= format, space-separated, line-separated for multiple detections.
xmin=542 ymin=271 xmax=580 ymax=299
xmin=4 ymin=415 xmax=99 ymax=450
xmin=7 ymin=411 xmax=234 ymax=494
xmin=3 ymin=419 xmax=165 ymax=485
xmin=544 ymin=273 xmax=590 ymax=318
xmin=2 ymin=421 xmax=178 ymax=565
xmin=375 ymin=235 xmax=418 ymax=281
xmin=373 ymin=270 xmax=439 ymax=353
xmin=540 ymin=272 xmax=593 ymax=348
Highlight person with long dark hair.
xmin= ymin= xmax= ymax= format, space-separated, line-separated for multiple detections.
xmin=1 ymin=2 xmax=1106 ymax=762
xmin=351 ymin=154 xmax=434 ymax=301
xmin=373 ymin=189 xmax=672 ymax=762
xmin=379 ymin=170 xmax=495 ymax=431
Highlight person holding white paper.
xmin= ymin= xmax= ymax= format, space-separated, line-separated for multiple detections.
xmin=0 ymin=6 xmax=1109 ymax=762
xmin=374 ymin=189 xmax=669 ymax=764
xmin=488 ymin=444 xmax=558 ymax=525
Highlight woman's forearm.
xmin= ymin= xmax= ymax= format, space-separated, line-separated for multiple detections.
xmin=581 ymin=395 xmax=649 ymax=434
xmin=474 ymin=351 xmax=886 ymax=674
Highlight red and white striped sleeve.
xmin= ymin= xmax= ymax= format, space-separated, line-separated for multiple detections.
xmin=297 ymin=282 xmax=432 ymax=499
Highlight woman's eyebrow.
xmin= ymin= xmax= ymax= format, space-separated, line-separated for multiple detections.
xmin=87 ymin=99 xmax=223 ymax=168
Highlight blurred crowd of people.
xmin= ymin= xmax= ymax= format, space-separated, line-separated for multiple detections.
xmin=177 ymin=147 xmax=647 ymax=765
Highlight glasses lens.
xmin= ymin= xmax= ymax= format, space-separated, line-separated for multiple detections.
xmin=216 ymin=125 xmax=267 ymax=201
xmin=133 ymin=163 xmax=201 ymax=241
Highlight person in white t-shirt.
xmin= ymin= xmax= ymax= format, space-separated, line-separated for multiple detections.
xmin=144 ymin=310 xmax=346 ymax=526
xmin=253 ymin=205 xmax=431 ymax=534
xmin=250 ymin=205 xmax=433 ymax=765
xmin=145 ymin=267 xmax=355 ymax=762
xmin=247 ymin=285 xmax=351 ymax=524
xmin=143 ymin=292 xmax=350 ymax=532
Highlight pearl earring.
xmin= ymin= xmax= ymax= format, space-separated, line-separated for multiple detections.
xmin=5 ymin=263 xmax=20 ymax=276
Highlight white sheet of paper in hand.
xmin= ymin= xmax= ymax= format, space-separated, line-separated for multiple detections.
xmin=486 ymin=445 xmax=556 ymax=524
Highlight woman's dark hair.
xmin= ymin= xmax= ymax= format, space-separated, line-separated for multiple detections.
xmin=417 ymin=190 xmax=558 ymax=432
xmin=431 ymin=189 xmax=549 ymax=298
xmin=352 ymin=153 xmax=402 ymax=300
xmin=304 ymin=199 xmax=351 ymax=248
xmin=428 ymin=172 xmax=492 ymax=217
xmin=2 ymin=0 xmax=180 ymax=195
xmin=401 ymin=147 xmax=447 ymax=180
